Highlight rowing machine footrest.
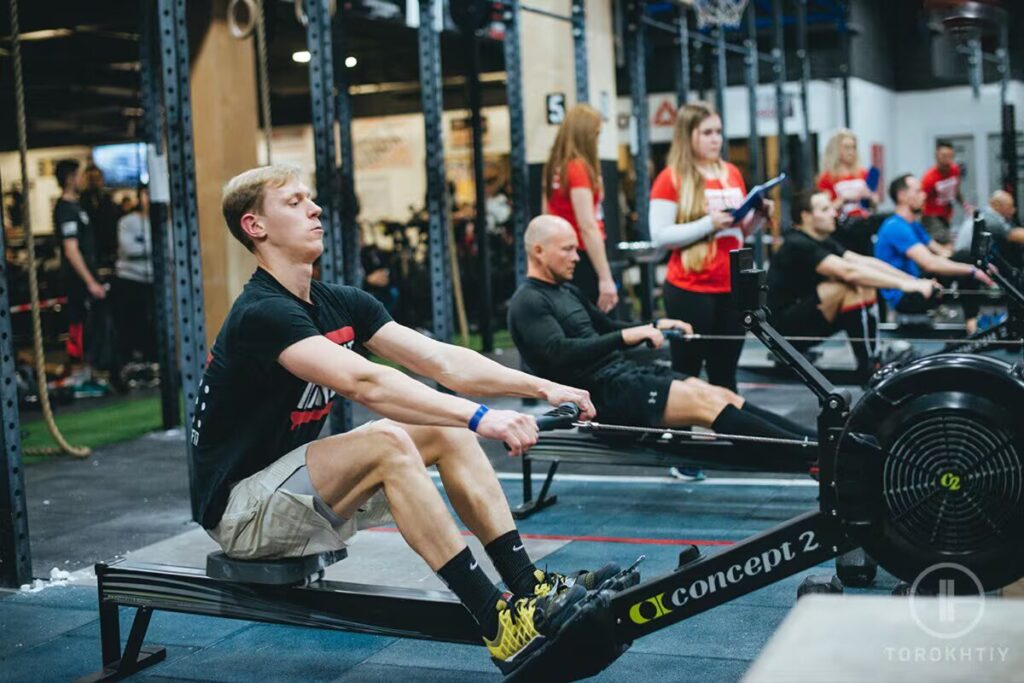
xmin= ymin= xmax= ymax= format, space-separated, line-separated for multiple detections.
xmin=503 ymin=588 xmax=628 ymax=683
xmin=206 ymin=548 xmax=347 ymax=585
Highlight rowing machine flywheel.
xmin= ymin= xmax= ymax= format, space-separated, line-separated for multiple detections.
xmin=832 ymin=354 xmax=1024 ymax=590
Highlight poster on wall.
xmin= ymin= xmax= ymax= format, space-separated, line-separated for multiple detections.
xmin=354 ymin=118 xmax=416 ymax=171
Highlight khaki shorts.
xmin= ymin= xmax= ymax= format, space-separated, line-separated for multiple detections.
xmin=208 ymin=435 xmax=393 ymax=560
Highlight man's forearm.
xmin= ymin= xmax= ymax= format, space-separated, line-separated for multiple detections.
xmin=65 ymin=247 xmax=99 ymax=289
xmin=845 ymin=266 xmax=911 ymax=291
xmin=578 ymin=224 xmax=613 ymax=281
xmin=351 ymin=363 xmax=480 ymax=427
xmin=430 ymin=343 xmax=553 ymax=399
xmin=852 ymin=254 xmax=916 ymax=281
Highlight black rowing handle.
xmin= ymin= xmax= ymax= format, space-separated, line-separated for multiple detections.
xmin=642 ymin=328 xmax=686 ymax=347
xmin=536 ymin=402 xmax=581 ymax=431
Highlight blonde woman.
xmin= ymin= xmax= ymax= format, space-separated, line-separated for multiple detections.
xmin=543 ymin=104 xmax=617 ymax=311
xmin=649 ymin=102 xmax=767 ymax=391
xmin=817 ymin=128 xmax=875 ymax=222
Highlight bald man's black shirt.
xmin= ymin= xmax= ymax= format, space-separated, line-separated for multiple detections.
xmin=508 ymin=278 xmax=631 ymax=386
xmin=509 ymin=278 xmax=688 ymax=427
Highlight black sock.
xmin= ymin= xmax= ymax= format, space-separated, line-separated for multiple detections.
xmin=485 ymin=530 xmax=539 ymax=597
xmin=741 ymin=401 xmax=816 ymax=439
xmin=836 ymin=305 xmax=879 ymax=379
xmin=713 ymin=404 xmax=801 ymax=441
xmin=437 ymin=546 xmax=502 ymax=639
xmin=712 ymin=405 xmax=815 ymax=465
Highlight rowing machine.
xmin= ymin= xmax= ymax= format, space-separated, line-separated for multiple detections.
xmin=506 ymin=248 xmax=1024 ymax=680
xmin=79 ymin=408 xmax=627 ymax=683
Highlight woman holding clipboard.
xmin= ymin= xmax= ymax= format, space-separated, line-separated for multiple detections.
xmin=648 ymin=102 xmax=771 ymax=392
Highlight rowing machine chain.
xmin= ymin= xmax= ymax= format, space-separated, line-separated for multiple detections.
xmin=571 ymin=421 xmax=817 ymax=448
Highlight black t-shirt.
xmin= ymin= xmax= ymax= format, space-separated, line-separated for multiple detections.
xmin=191 ymin=268 xmax=392 ymax=529
xmin=507 ymin=278 xmax=630 ymax=388
xmin=80 ymin=189 xmax=119 ymax=268
xmin=54 ymin=198 xmax=96 ymax=300
xmin=767 ymin=230 xmax=846 ymax=312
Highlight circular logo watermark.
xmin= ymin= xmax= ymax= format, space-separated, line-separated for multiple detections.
xmin=908 ymin=563 xmax=985 ymax=640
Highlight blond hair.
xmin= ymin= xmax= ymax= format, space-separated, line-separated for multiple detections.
xmin=221 ymin=164 xmax=302 ymax=252
xmin=820 ymin=128 xmax=860 ymax=179
xmin=543 ymin=104 xmax=603 ymax=200
xmin=666 ymin=101 xmax=720 ymax=273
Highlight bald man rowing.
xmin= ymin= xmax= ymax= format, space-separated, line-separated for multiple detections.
xmin=508 ymin=215 xmax=816 ymax=456
xmin=953 ymin=189 xmax=1024 ymax=268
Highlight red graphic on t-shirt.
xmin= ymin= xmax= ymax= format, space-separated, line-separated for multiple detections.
xmin=290 ymin=402 xmax=333 ymax=430
xmin=325 ymin=326 xmax=355 ymax=346
xmin=287 ymin=327 xmax=352 ymax=430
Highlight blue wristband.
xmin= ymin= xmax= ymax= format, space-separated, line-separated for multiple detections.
xmin=468 ymin=405 xmax=490 ymax=432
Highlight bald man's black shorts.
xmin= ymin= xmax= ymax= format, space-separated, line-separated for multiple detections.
xmin=587 ymin=360 xmax=689 ymax=428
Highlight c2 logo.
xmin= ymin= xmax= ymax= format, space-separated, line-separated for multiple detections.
xmin=940 ymin=472 xmax=961 ymax=492
xmin=628 ymin=593 xmax=673 ymax=624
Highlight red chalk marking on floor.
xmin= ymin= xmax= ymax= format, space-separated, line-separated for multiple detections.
xmin=367 ymin=526 xmax=734 ymax=547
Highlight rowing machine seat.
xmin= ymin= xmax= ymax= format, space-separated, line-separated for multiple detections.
xmin=206 ymin=549 xmax=347 ymax=585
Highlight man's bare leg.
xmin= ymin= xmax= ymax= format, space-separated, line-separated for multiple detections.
xmin=660 ymin=377 xmax=814 ymax=452
xmin=661 ymin=377 xmax=740 ymax=429
xmin=394 ymin=421 xmax=621 ymax=597
xmin=305 ymin=421 xmax=464 ymax=570
xmin=397 ymin=423 xmax=514 ymax=544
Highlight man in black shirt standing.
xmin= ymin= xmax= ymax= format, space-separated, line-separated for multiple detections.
xmin=54 ymin=159 xmax=107 ymax=377
xmin=508 ymin=215 xmax=815 ymax=444
xmin=767 ymin=190 xmax=935 ymax=380
xmin=194 ymin=165 xmax=617 ymax=676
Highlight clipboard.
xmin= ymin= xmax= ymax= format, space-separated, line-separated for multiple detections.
xmin=730 ymin=173 xmax=787 ymax=221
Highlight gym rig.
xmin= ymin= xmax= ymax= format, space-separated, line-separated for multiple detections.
xmin=81 ymin=246 xmax=1024 ymax=682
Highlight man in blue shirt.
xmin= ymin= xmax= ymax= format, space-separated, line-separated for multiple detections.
xmin=874 ymin=174 xmax=993 ymax=333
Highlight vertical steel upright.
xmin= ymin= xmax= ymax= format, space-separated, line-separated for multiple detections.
xmin=625 ymin=0 xmax=654 ymax=319
xmin=305 ymin=0 xmax=344 ymax=286
xmin=796 ymin=0 xmax=813 ymax=185
xmin=465 ymin=27 xmax=493 ymax=352
xmin=571 ymin=0 xmax=589 ymax=103
xmin=140 ymin=0 xmax=180 ymax=430
xmin=157 ymin=0 xmax=207 ymax=516
xmin=743 ymin=3 xmax=763 ymax=266
xmin=0 ymin=0 xmax=30 ymax=589
xmin=676 ymin=3 xmax=691 ymax=106
xmin=0 ymin=166 xmax=28 ymax=587
xmin=502 ymin=0 xmax=530 ymax=286
xmin=418 ymin=0 xmax=454 ymax=342
xmin=714 ymin=27 xmax=728 ymax=160
xmin=744 ymin=4 xmax=763 ymax=182
xmin=771 ymin=0 xmax=790 ymax=234
xmin=333 ymin=3 xmax=360 ymax=287
xmin=837 ymin=2 xmax=851 ymax=128
xmin=307 ymin=0 xmax=352 ymax=432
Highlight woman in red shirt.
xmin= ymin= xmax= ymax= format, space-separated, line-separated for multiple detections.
xmin=543 ymin=104 xmax=617 ymax=312
xmin=649 ymin=102 xmax=766 ymax=392
xmin=816 ymin=128 xmax=876 ymax=223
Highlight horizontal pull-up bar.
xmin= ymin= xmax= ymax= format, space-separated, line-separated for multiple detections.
xmin=521 ymin=3 xmax=574 ymax=23
xmin=641 ymin=14 xmax=775 ymax=62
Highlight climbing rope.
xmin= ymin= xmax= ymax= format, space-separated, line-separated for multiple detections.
xmin=9 ymin=0 xmax=90 ymax=457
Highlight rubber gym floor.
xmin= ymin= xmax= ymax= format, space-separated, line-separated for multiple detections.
xmin=1 ymin=340 xmax=1015 ymax=682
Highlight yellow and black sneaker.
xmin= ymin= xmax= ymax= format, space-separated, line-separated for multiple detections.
xmin=532 ymin=562 xmax=622 ymax=598
xmin=485 ymin=584 xmax=587 ymax=676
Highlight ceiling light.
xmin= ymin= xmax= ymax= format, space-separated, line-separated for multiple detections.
xmin=345 ymin=56 xmax=357 ymax=68
xmin=291 ymin=50 xmax=311 ymax=64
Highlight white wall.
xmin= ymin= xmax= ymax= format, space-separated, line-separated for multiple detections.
xmin=892 ymin=80 xmax=1024 ymax=208
xmin=264 ymin=105 xmax=511 ymax=224
xmin=1 ymin=146 xmax=91 ymax=234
